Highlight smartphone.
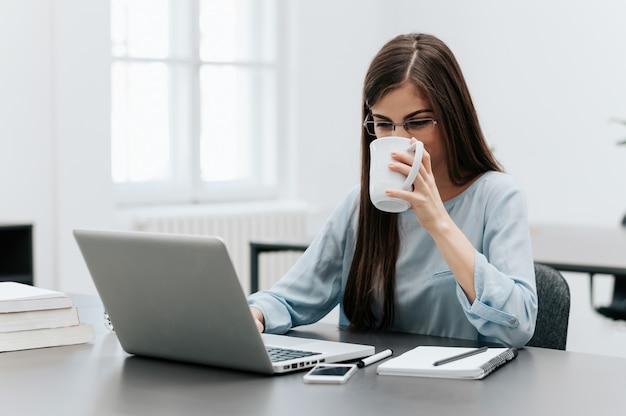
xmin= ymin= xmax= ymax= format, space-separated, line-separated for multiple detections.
xmin=302 ymin=363 xmax=358 ymax=384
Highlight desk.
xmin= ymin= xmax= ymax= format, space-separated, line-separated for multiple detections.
xmin=2 ymin=295 xmax=626 ymax=415
xmin=531 ymin=224 xmax=626 ymax=276
xmin=249 ymin=239 xmax=309 ymax=293
xmin=531 ymin=224 xmax=626 ymax=318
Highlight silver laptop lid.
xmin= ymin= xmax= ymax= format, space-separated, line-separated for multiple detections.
xmin=74 ymin=229 xmax=275 ymax=374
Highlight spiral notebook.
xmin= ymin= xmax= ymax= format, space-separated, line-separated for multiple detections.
xmin=376 ymin=346 xmax=518 ymax=379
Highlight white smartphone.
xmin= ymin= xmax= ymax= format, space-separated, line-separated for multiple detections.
xmin=302 ymin=363 xmax=358 ymax=384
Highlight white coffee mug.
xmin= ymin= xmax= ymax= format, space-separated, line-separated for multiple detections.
xmin=369 ymin=137 xmax=424 ymax=213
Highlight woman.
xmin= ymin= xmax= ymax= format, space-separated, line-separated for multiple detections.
xmin=248 ymin=33 xmax=537 ymax=348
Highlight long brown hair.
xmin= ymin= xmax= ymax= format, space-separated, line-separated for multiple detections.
xmin=343 ymin=33 xmax=502 ymax=331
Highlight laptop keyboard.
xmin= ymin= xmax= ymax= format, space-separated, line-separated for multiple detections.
xmin=266 ymin=346 xmax=321 ymax=363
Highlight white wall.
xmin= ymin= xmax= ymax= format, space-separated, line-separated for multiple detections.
xmin=1 ymin=0 xmax=626 ymax=295
xmin=0 ymin=0 xmax=112 ymax=293
xmin=292 ymin=0 xmax=626 ymax=228
xmin=0 ymin=0 xmax=56 ymax=288
xmin=286 ymin=1 xmax=381 ymax=230
xmin=53 ymin=0 xmax=114 ymax=294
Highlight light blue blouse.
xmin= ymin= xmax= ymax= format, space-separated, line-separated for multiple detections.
xmin=247 ymin=171 xmax=538 ymax=348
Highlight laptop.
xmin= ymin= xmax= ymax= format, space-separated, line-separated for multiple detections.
xmin=73 ymin=229 xmax=374 ymax=374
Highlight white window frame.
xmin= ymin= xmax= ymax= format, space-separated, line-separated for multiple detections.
xmin=111 ymin=0 xmax=285 ymax=206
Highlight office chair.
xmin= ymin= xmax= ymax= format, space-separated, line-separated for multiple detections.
xmin=589 ymin=213 xmax=626 ymax=320
xmin=526 ymin=263 xmax=571 ymax=350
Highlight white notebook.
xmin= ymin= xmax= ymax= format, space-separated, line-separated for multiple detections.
xmin=377 ymin=346 xmax=518 ymax=380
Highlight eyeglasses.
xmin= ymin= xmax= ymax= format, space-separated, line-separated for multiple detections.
xmin=363 ymin=115 xmax=438 ymax=138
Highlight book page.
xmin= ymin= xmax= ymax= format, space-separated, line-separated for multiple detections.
xmin=0 ymin=282 xmax=67 ymax=301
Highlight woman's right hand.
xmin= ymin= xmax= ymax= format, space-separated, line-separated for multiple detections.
xmin=250 ymin=307 xmax=265 ymax=333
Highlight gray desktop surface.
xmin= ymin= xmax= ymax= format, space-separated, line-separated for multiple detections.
xmin=2 ymin=295 xmax=625 ymax=415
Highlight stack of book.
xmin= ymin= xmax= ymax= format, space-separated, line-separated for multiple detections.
xmin=0 ymin=281 xmax=95 ymax=352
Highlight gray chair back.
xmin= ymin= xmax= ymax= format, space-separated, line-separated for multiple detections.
xmin=526 ymin=263 xmax=571 ymax=350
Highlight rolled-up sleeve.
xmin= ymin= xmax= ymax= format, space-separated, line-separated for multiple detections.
xmin=456 ymin=184 xmax=538 ymax=347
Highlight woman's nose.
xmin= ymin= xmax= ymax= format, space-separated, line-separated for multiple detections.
xmin=393 ymin=124 xmax=412 ymax=138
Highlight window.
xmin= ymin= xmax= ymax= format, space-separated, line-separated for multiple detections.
xmin=111 ymin=0 xmax=279 ymax=205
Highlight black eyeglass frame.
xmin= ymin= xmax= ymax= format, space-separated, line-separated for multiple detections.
xmin=363 ymin=115 xmax=438 ymax=138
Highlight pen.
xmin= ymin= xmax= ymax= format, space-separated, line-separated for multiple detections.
xmin=433 ymin=346 xmax=489 ymax=366
xmin=357 ymin=349 xmax=393 ymax=368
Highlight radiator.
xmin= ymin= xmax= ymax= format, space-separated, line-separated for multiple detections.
xmin=133 ymin=204 xmax=309 ymax=294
